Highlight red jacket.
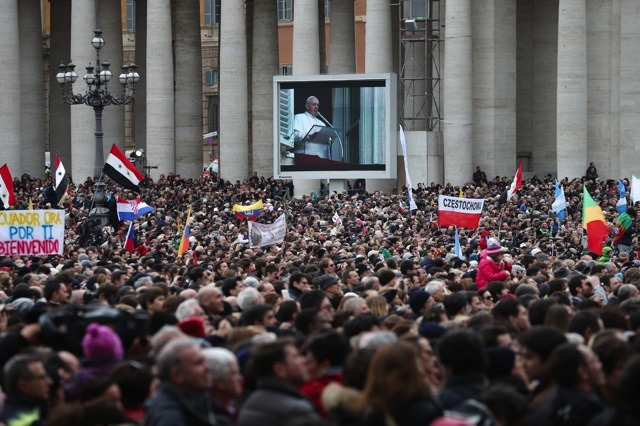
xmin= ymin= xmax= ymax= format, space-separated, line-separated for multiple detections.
xmin=476 ymin=251 xmax=511 ymax=291
xmin=301 ymin=371 xmax=343 ymax=417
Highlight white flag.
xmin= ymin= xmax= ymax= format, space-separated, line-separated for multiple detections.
xmin=399 ymin=126 xmax=418 ymax=211
xmin=248 ymin=215 xmax=287 ymax=248
xmin=631 ymin=175 xmax=640 ymax=204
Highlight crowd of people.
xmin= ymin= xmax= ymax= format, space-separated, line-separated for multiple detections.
xmin=0 ymin=167 xmax=638 ymax=425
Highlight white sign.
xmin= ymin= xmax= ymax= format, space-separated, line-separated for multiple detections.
xmin=248 ymin=215 xmax=286 ymax=248
xmin=0 ymin=210 xmax=64 ymax=256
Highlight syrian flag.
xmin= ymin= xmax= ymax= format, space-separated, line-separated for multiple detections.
xmin=0 ymin=164 xmax=16 ymax=208
xmin=55 ymin=153 xmax=69 ymax=205
xmin=124 ymin=222 xmax=136 ymax=252
xmin=498 ymin=161 xmax=523 ymax=204
xmin=116 ymin=197 xmax=155 ymax=221
xmin=103 ymin=144 xmax=144 ymax=193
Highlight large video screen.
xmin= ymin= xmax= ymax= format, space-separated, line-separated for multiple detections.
xmin=273 ymin=73 xmax=397 ymax=180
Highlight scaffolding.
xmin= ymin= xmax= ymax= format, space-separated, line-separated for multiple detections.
xmin=399 ymin=0 xmax=442 ymax=131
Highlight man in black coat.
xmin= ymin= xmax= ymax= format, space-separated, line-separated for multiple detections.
xmin=238 ymin=338 xmax=319 ymax=426
xmin=145 ymin=337 xmax=229 ymax=426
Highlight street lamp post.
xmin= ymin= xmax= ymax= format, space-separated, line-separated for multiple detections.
xmin=56 ymin=28 xmax=140 ymax=227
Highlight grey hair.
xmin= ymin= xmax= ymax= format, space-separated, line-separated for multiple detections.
xmin=425 ymin=280 xmax=445 ymax=294
xmin=175 ymin=298 xmax=202 ymax=321
xmin=150 ymin=325 xmax=186 ymax=357
xmin=202 ymin=347 xmax=237 ymax=380
xmin=134 ymin=276 xmax=153 ymax=289
xmin=156 ymin=337 xmax=199 ymax=382
xmin=357 ymin=331 xmax=398 ymax=350
xmin=4 ymin=354 xmax=41 ymax=393
xmin=342 ymin=297 xmax=366 ymax=314
xmin=305 ymin=96 xmax=318 ymax=105
xmin=237 ymin=287 xmax=262 ymax=311
xmin=618 ymin=284 xmax=639 ymax=301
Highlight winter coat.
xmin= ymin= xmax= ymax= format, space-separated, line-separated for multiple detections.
xmin=476 ymin=252 xmax=511 ymax=291
xmin=438 ymin=372 xmax=486 ymax=410
xmin=322 ymin=382 xmax=363 ymax=426
xmin=360 ymin=397 xmax=443 ymax=426
xmin=300 ymin=369 xmax=343 ymax=417
xmin=237 ymin=377 xmax=319 ymax=426
xmin=0 ymin=393 xmax=46 ymax=426
xmin=145 ymin=383 xmax=226 ymax=426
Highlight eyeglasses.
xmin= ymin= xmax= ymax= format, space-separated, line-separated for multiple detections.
xmin=26 ymin=374 xmax=49 ymax=382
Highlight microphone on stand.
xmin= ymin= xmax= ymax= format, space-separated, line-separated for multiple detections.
xmin=316 ymin=111 xmax=334 ymax=128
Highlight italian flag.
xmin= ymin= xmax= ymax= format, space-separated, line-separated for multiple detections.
xmin=582 ymin=186 xmax=609 ymax=256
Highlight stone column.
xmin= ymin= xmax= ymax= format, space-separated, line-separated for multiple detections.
xmin=293 ymin=0 xmax=320 ymax=74
xmin=365 ymin=0 xmax=392 ymax=73
xmin=70 ymin=0 xmax=96 ymax=181
xmin=472 ymin=0 xmax=516 ymax=178
xmin=98 ymin=0 xmax=125 ymax=156
xmin=329 ymin=0 xmax=356 ymax=74
xmin=620 ymin=0 xmax=640 ymax=179
xmin=531 ymin=0 xmax=558 ymax=173
xmin=147 ymin=0 xmax=175 ymax=178
xmin=365 ymin=0 xmax=395 ymax=193
xmin=557 ymin=0 xmax=587 ymax=179
xmin=292 ymin=0 xmax=322 ymax=196
xmin=443 ymin=0 xmax=473 ymax=185
xmin=252 ymin=0 xmax=279 ymax=178
xmin=135 ymin=0 xmax=147 ymax=154
xmin=19 ymin=0 xmax=45 ymax=176
xmin=49 ymin=0 xmax=72 ymax=171
xmin=0 ymin=0 xmax=21 ymax=174
xmin=327 ymin=0 xmax=356 ymax=194
xmin=586 ymin=0 xmax=621 ymax=179
xmin=174 ymin=0 xmax=203 ymax=179
xmin=219 ymin=0 xmax=248 ymax=181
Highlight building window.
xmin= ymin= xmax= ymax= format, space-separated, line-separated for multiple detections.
xmin=126 ymin=0 xmax=136 ymax=30
xmin=278 ymin=0 xmax=292 ymax=21
xmin=325 ymin=0 xmax=330 ymax=17
xmin=402 ymin=0 xmax=428 ymax=19
xmin=281 ymin=66 xmax=293 ymax=76
xmin=204 ymin=0 xmax=221 ymax=26
xmin=209 ymin=98 xmax=219 ymax=133
xmin=205 ymin=69 xmax=219 ymax=85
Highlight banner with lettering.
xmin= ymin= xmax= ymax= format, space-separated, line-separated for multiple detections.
xmin=0 ymin=210 xmax=64 ymax=256
xmin=437 ymin=195 xmax=484 ymax=229
xmin=248 ymin=214 xmax=286 ymax=248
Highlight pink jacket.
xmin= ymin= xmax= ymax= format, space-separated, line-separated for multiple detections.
xmin=476 ymin=251 xmax=511 ymax=291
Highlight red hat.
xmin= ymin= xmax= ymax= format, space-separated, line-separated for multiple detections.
xmin=177 ymin=317 xmax=206 ymax=338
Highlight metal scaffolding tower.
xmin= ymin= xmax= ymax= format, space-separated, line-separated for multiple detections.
xmin=399 ymin=0 xmax=442 ymax=131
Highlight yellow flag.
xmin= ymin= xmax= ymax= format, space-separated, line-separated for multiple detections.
xmin=28 ymin=198 xmax=33 ymax=210
xmin=459 ymin=188 xmax=464 ymax=198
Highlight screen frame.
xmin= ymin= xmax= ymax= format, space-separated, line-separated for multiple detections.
xmin=273 ymin=73 xmax=397 ymax=180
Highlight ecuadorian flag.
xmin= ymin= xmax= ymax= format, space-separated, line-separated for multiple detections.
xmin=582 ymin=186 xmax=609 ymax=256
xmin=233 ymin=200 xmax=263 ymax=221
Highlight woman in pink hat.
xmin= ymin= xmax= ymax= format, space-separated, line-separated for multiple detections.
xmin=476 ymin=238 xmax=512 ymax=291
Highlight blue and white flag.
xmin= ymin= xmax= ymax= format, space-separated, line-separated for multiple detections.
xmin=617 ymin=179 xmax=627 ymax=214
xmin=551 ymin=181 xmax=566 ymax=220
xmin=454 ymin=227 xmax=464 ymax=259
xmin=116 ymin=197 xmax=155 ymax=221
